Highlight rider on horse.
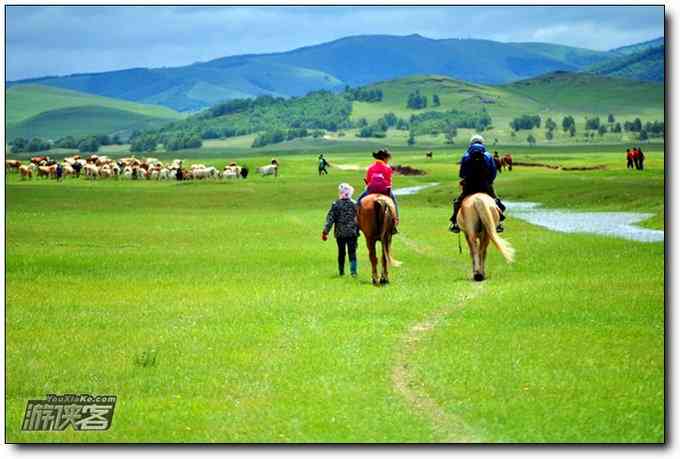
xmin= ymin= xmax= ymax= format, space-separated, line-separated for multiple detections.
xmin=449 ymin=135 xmax=505 ymax=233
xmin=356 ymin=149 xmax=399 ymax=226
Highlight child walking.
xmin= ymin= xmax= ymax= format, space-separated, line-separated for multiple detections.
xmin=322 ymin=183 xmax=359 ymax=277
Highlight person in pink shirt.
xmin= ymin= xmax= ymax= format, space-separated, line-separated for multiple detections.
xmin=356 ymin=149 xmax=399 ymax=224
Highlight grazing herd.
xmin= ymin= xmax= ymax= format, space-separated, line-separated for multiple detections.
xmin=4 ymin=155 xmax=285 ymax=181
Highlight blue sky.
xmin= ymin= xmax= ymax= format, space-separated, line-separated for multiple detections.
xmin=6 ymin=5 xmax=665 ymax=81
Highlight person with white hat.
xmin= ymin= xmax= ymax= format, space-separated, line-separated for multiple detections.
xmin=449 ymin=135 xmax=506 ymax=233
xmin=322 ymin=183 xmax=360 ymax=277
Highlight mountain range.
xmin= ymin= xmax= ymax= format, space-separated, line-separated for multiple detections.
xmin=6 ymin=34 xmax=664 ymax=112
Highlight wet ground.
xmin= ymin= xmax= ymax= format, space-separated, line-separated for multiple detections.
xmin=394 ymin=182 xmax=440 ymax=196
xmin=506 ymin=201 xmax=664 ymax=243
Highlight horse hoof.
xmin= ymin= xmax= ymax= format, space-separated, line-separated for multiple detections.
xmin=372 ymin=279 xmax=380 ymax=286
xmin=380 ymin=278 xmax=389 ymax=285
xmin=473 ymin=273 xmax=485 ymax=282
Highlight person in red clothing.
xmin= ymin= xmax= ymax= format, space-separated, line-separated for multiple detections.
xmin=356 ymin=149 xmax=399 ymax=224
xmin=632 ymin=147 xmax=641 ymax=170
xmin=626 ymin=148 xmax=634 ymax=169
xmin=637 ymin=147 xmax=645 ymax=170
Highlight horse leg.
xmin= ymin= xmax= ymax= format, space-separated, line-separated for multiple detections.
xmin=380 ymin=239 xmax=389 ymax=284
xmin=478 ymin=232 xmax=490 ymax=281
xmin=368 ymin=238 xmax=379 ymax=285
xmin=464 ymin=233 xmax=483 ymax=281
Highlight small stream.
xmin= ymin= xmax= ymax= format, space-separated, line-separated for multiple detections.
xmin=506 ymin=201 xmax=664 ymax=243
xmin=393 ymin=182 xmax=440 ymax=196
xmin=391 ymin=184 xmax=662 ymax=243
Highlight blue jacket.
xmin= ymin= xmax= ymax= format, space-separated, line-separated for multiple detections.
xmin=459 ymin=143 xmax=497 ymax=185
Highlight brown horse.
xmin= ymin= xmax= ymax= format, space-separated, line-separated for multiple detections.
xmin=500 ymin=154 xmax=513 ymax=171
xmin=357 ymin=194 xmax=398 ymax=285
xmin=457 ymin=193 xmax=514 ymax=281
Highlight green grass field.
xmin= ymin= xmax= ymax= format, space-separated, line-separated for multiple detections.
xmin=351 ymin=74 xmax=663 ymax=146
xmin=5 ymin=143 xmax=664 ymax=443
xmin=6 ymin=85 xmax=184 ymax=139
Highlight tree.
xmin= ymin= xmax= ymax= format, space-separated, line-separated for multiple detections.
xmin=406 ymin=90 xmax=428 ymax=110
xmin=632 ymin=117 xmax=642 ymax=132
xmin=432 ymin=94 xmax=441 ymax=107
xmin=10 ymin=137 xmax=28 ymax=153
xmin=608 ymin=114 xmax=615 ymax=124
xmin=569 ymin=125 xmax=576 ymax=137
xmin=445 ymin=125 xmax=458 ymax=144
xmin=545 ymin=130 xmax=554 ymax=141
xmin=407 ymin=131 xmax=416 ymax=145
xmin=585 ymin=117 xmax=601 ymax=131
xmin=382 ymin=112 xmax=398 ymax=127
xmin=527 ymin=134 xmax=536 ymax=146
xmin=55 ymin=136 xmax=78 ymax=149
xmin=545 ymin=117 xmax=557 ymax=131
xmin=130 ymin=133 xmax=157 ymax=153
xmin=562 ymin=115 xmax=575 ymax=132
xmin=375 ymin=117 xmax=389 ymax=132
xmin=598 ymin=125 xmax=607 ymax=137
xmin=613 ymin=122 xmax=622 ymax=133
xmin=639 ymin=130 xmax=649 ymax=141
xmin=77 ymin=136 xmax=99 ymax=153
xmin=510 ymin=114 xmax=541 ymax=131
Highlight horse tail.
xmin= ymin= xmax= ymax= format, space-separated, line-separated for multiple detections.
xmin=374 ymin=198 xmax=385 ymax=241
xmin=473 ymin=196 xmax=515 ymax=263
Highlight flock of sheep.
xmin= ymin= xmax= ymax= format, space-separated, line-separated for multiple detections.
xmin=5 ymin=155 xmax=281 ymax=181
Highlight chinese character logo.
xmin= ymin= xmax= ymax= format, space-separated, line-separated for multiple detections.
xmin=22 ymin=394 xmax=116 ymax=431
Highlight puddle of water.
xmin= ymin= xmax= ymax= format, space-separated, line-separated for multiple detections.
xmin=394 ymin=182 xmax=440 ymax=196
xmin=334 ymin=164 xmax=361 ymax=171
xmin=506 ymin=201 xmax=664 ymax=243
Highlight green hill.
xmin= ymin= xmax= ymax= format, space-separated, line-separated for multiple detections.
xmin=502 ymin=71 xmax=663 ymax=116
xmin=585 ymin=45 xmax=664 ymax=82
xmin=609 ymin=37 xmax=664 ymax=55
xmin=350 ymin=75 xmax=542 ymax=125
xmin=8 ymin=34 xmax=617 ymax=111
xmin=352 ymin=72 xmax=663 ymax=124
xmin=6 ymin=85 xmax=184 ymax=140
xmin=8 ymin=106 xmax=183 ymax=140
xmin=141 ymin=72 xmax=662 ymax=150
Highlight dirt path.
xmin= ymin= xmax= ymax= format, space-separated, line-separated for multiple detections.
xmin=391 ymin=277 xmax=484 ymax=442
xmin=392 ymin=231 xmax=485 ymax=441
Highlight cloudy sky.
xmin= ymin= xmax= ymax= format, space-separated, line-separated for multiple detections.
xmin=6 ymin=5 xmax=665 ymax=81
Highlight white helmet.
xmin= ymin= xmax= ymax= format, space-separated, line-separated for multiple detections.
xmin=470 ymin=134 xmax=485 ymax=145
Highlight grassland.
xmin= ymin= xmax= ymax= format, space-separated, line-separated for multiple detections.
xmin=6 ymin=85 xmax=184 ymax=139
xmin=5 ymin=143 xmax=664 ymax=442
xmin=351 ymin=74 xmax=664 ymax=146
xmin=5 ymin=73 xmax=664 ymax=151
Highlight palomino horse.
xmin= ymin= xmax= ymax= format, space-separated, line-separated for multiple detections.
xmin=457 ymin=193 xmax=514 ymax=281
xmin=357 ymin=194 xmax=398 ymax=285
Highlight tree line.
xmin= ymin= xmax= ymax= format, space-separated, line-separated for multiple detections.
xmin=510 ymin=113 xmax=662 ymax=144
xmin=8 ymin=134 xmax=123 ymax=154
xmin=343 ymin=86 xmax=384 ymax=102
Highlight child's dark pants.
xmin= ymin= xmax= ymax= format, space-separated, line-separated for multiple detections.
xmin=336 ymin=236 xmax=358 ymax=275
